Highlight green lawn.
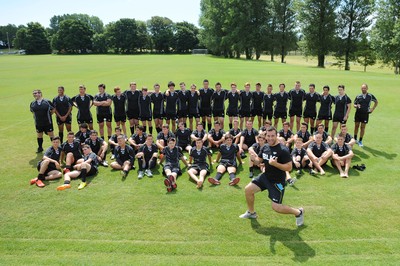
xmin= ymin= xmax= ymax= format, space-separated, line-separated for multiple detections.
xmin=0 ymin=54 xmax=399 ymax=265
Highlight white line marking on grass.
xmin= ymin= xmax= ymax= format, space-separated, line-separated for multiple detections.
xmin=0 ymin=118 xmax=31 ymax=132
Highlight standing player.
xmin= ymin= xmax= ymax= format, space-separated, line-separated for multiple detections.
xmin=316 ymin=85 xmax=335 ymax=133
xmin=188 ymin=138 xmax=212 ymax=189
xmin=138 ymin=87 xmax=153 ymax=133
xmin=288 ymin=81 xmax=306 ymax=132
xmin=72 ymin=85 xmax=94 ymax=130
xmin=53 ymin=86 xmax=72 ymax=142
xmin=187 ymin=84 xmax=200 ymax=131
xmin=211 ymin=82 xmax=228 ymax=128
xmin=331 ymin=85 xmax=352 ymax=138
xmin=111 ymin=86 xmax=127 ymax=136
xmin=110 ymin=135 xmax=135 ymax=179
xmin=239 ymin=82 xmax=253 ymax=129
xmin=30 ymin=89 xmax=55 ymax=153
xmin=136 ymin=135 xmax=158 ymax=178
xmin=85 ymin=130 xmax=109 ymax=167
xmin=93 ymin=83 xmax=112 ymax=140
xmin=199 ymin=79 xmax=214 ymax=131
xmin=30 ymin=137 xmax=62 ymax=187
xmin=61 ymin=131 xmax=82 ymax=173
xmin=177 ymin=82 xmax=189 ymax=128
xmin=239 ymin=127 xmax=304 ymax=227
xmin=150 ymin=83 xmax=165 ymax=134
xmin=125 ymin=82 xmax=141 ymax=135
xmin=273 ymin=83 xmax=289 ymax=129
xmin=303 ymin=84 xmax=320 ymax=134
xmin=164 ymin=81 xmax=179 ymax=132
xmin=263 ymin=84 xmax=274 ymax=125
xmin=331 ymin=133 xmax=354 ymax=178
xmin=226 ymin=82 xmax=240 ymax=129
xmin=57 ymin=144 xmax=99 ymax=190
xmin=252 ymin=82 xmax=264 ymax=129
xmin=353 ymin=83 xmax=378 ymax=147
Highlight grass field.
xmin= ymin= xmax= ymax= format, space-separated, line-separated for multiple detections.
xmin=0 ymin=54 xmax=399 ymax=265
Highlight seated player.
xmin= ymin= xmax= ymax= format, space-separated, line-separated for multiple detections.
xmin=306 ymin=133 xmax=333 ymax=175
xmin=57 ymin=144 xmax=99 ymax=190
xmin=259 ymin=120 xmax=272 ymax=134
xmin=191 ymin=122 xmax=209 ymax=147
xmin=110 ymin=135 xmax=135 ymax=179
xmin=85 ymin=130 xmax=109 ymax=167
xmin=314 ymin=123 xmax=332 ymax=145
xmin=208 ymin=121 xmax=225 ymax=148
xmin=136 ymin=135 xmax=159 ymax=179
xmin=188 ymin=139 xmax=212 ymax=189
xmin=175 ymin=121 xmax=192 ymax=154
xmin=239 ymin=120 xmax=259 ymax=157
xmin=334 ymin=124 xmax=356 ymax=148
xmin=248 ymin=133 xmax=266 ymax=178
xmin=128 ymin=126 xmax=147 ymax=151
xmin=208 ymin=134 xmax=242 ymax=186
xmin=30 ymin=137 xmax=62 ymax=188
xmin=108 ymin=127 xmax=127 ymax=160
xmin=61 ymin=131 xmax=82 ymax=173
xmin=278 ymin=121 xmax=294 ymax=149
xmin=226 ymin=118 xmax=242 ymax=144
xmin=294 ymin=122 xmax=313 ymax=148
xmin=160 ymin=138 xmax=188 ymax=192
xmin=331 ymin=133 xmax=354 ymax=178
xmin=291 ymin=138 xmax=312 ymax=176
xmin=156 ymin=124 xmax=175 ymax=151
xmin=74 ymin=123 xmax=90 ymax=146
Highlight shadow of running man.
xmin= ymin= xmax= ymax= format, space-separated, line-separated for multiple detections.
xmin=251 ymin=219 xmax=316 ymax=262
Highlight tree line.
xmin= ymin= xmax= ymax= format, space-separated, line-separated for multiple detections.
xmin=0 ymin=0 xmax=399 ymax=74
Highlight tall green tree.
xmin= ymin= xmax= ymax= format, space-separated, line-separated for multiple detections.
xmin=49 ymin=14 xmax=103 ymax=35
xmin=0 ymin=24 xmax=19 ymax=49
xmin=174 ymin=22 xmax=199 ymax=53
xmin=336 ymin=0 xmax=375 ymax=70
xmin=106 ymin=18 xmax=140 ymax=54
xmin=14 ymin=22 xmax=50 ymax=54
xmin=371 ymin=0 xmax=400 ymax=74
xmin=299 ymin=0 xmax=339 ymax=67
xmin=147 ymin=16 xmax=174 ymax=53
xmin=355 ymin=32 xmax=376 ymax=72
xmin=52 ymin=19 xmax=93 ymax=53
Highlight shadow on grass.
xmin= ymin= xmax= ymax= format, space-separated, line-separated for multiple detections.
xmin=29 ymin=153 xmax=43 ymax=168
xmin=251 ymin=219 xmax=315 ymax=262
xmin=363 ymin=146 xmax=397 ymax=160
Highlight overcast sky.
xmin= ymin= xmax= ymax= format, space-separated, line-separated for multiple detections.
xmin=0 ymin=0 xmax=201 ymax=27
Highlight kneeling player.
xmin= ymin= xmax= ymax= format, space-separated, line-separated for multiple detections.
xmin=110 ymin=135 xmax=135 ymax=179
xmin=136 ymin=135 xmax=158 ymax=179
xmin=208 ymin=134 xmax=242 ymax=186
xmin=331 ymin=134 xmax=354 ymax=178
xmin=30 ymin=137 xmax=62 ymax=188
xmin=239 ymin=127 xmax=304 ymax=227
xmin=160 ymin=138 xmax=188 ymax=192
xmin=188 ymin=139 xmax=212 ymax=189
xmin=57 ymin=144 xmax=99 ymax=190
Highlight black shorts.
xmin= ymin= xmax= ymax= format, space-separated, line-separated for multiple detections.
xmin=289 ymin=109 xmax=302 ymax=117
xmin=317 ymin=114 xmax=332 ymax=121
xmin=114 ymin=114 xmax=126 ymax=123
xmin=263 ymin=111 xmax=273 ymax=120
xmin=333 ymin=114 xmax=347 ymax=123
xmin=77 ymin=116 xmax=93 ymax=124
xmin=189 ymin=163 xmax=210 ymax=174
xmin=218 ymin=159 xmax=237 ymax=169
xmin=97 ymin=113 xmax=112 ymax=123
xmin=165 ymin=113 xmax=177 ymax=120
xmin=200 ymin=108 xmax=212 ymax=117
xmin=126 ymin=110 xmax=139 ymax=120
xmin=68 ymin=152 xmax=83 ymax=164
xmin=164 ymin=163 xmax=181 ymax=175
xmin=252 ymin=109 xmax=263 ymax=117
xmin=177 ymin=110 xmax=189 ymax=118
xmin=354 ymin=111 xmax=369 ymax=123
xmin=252 ymin=173 xmax=285 ymax=204
xmin=139 ymin=116 xmax=152 ymax=121
xmin=116 ymin=158 xmax=132 ymax=166
xmin=177 ymin=142 xmax=191 ymax=151
xmin=35 ymin=123 xmax=54 ymax=133
xmin=239 ymin=110 xmax=252 ymax=118
xmin=273 ymin=110 xmax=287 ymax=119
xmin=303 ymin=110 xmax=317 ymax=120
xmin=56 ymin=115 xmax=72 ymax=125
xmin=188 ymin=111 xmax=200 ymax=119
xmin=79 ymin=166 xmax=98 ymax=177
xmin=226 ymin=109 xmax=239 ymax=117
xmin=153 ymin=113 xmax=163 ymax=120
xmin=212 ymin=110 xmax=225 ymax=117
xmin=37 ymin=161 xmax=58 ymax=175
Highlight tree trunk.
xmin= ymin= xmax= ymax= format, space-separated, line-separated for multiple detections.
xmin=345 ymin=50 xmax=350 ymax=71
xmin=245 ymin=48 xmax=251 ymax=59
xmin=270 ymin=49 xmax=274 ymax=62
xmin=256 ymin=49 xmax=261 ymax=60
xmin=317 ymin=54 xmax=325 ymax=68
xmin=236 ymin=49 xmax=240 ymax=59
xmin=364 ymin=65 xmax=366 ymax=72
xmin=395 ymin=61 xmax=399 ymax=75
xmin=281 ymin=45 xmax=285 ymax=63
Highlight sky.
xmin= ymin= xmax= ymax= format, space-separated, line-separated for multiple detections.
xmin=0 ymin=0 xmax=201 ymax=27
